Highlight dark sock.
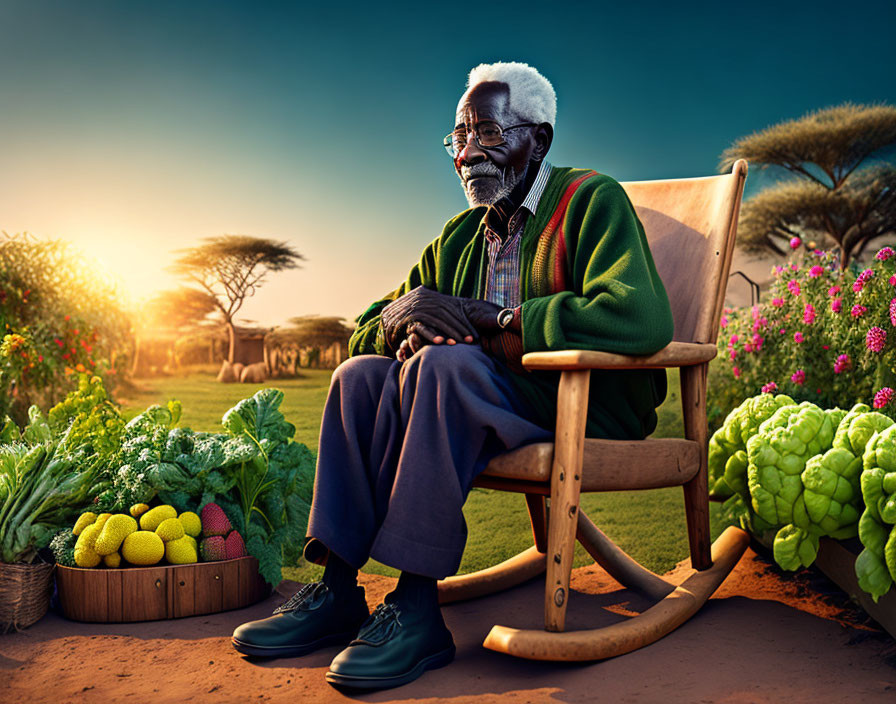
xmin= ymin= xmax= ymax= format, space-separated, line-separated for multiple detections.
xmin=322 ymin=552 xmax=359 ymax=597
xmin=388 ymin=571 xmax=439 ymax=612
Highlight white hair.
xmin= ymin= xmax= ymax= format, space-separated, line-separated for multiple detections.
xmin=465 ymin=61 xmax=556 ymax=126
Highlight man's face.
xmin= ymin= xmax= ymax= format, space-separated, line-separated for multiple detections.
xmin=454 ymin=81 xmax=535 ymax=207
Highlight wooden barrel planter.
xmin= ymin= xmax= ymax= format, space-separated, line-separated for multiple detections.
xmin=56 ymin=556 xmax=271 ymax=623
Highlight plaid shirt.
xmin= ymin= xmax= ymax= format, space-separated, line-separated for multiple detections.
xmin=482 ymin=160 xmax=552 ymax=308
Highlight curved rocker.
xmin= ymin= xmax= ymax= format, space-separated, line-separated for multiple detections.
xmin=438 ymin=545 xmax=546 ymax=605
xmin=481 ymin=525 xmax=749 ymax=662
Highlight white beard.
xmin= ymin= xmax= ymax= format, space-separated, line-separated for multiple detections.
xmin=460 ymin=162 xmax=527 ymax=207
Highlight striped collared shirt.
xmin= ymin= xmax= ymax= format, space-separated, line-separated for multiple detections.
xmin=483 ymin=159 xmax=552 ymax=308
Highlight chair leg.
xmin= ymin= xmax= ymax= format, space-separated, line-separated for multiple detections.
xmin=545 ymin=369 xmax=590 ymax=632
xmin=680 ymin=364 xmax=712 ymax=570
xmin=525 ymin=493 xmax=548 ymax=553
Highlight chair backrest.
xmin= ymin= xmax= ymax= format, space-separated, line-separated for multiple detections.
xmin=620 ymin=160 xmax=748 ymax=345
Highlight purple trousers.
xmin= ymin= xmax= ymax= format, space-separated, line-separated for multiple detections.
xmin=304 ymin=344 xmax=553 ymax=579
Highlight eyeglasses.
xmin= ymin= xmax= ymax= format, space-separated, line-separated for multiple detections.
xmin=443 ymin=121 xmax=537 ymax=157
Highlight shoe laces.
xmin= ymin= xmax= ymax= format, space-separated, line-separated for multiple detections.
xmin=273 ymin=581 xmax=328 ymax=614
xmin=353 ymin=602 xmax=402 ymax=645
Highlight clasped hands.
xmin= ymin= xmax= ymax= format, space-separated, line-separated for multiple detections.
xmin=380 ymin=286 xmax=502 ymax=362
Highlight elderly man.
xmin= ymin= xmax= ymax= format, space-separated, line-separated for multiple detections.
xmin=232 ymin=61 xmax=674 ymax=690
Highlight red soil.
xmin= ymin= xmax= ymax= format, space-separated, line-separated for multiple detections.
xmin=1 ymin=547 xmax=894 ymax=703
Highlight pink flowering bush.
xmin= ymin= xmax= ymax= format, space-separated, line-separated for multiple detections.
xmin=708 ymin=246 xmax=896 ymax=430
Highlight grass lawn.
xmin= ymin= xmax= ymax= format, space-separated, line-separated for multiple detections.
xmin=118 ymin=365 xmax=728 ymax=581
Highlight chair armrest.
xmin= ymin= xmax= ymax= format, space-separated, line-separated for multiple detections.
xmin=521 ymin=342 xmax=717 ymax=371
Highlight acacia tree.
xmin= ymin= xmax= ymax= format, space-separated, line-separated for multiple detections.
xmin=720 ymin=103 xmax=896 ymax=268
xmin=170 ymin=236 xmax=304 ymax=362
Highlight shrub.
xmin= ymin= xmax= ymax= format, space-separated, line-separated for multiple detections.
xmin=709 ymin=245 xmax=896 ymax=427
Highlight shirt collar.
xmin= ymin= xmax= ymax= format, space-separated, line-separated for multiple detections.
xmin=483 ymin=159 xmax=552 ymax=240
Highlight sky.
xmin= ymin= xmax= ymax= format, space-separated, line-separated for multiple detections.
xmin=1 ymin=0 xmax=895 ymax=327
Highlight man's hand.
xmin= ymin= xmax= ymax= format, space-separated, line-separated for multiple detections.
xmin=381 ymin=286 xmax=477 ymax=353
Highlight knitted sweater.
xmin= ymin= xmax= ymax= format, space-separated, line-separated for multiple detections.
xmin=349 ymin=166 xmax=675 ymax=439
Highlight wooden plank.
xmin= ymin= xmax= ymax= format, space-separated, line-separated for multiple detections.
xmin=172 ymin=566 xmax=196 ymax=618
xmin=120 ymin=566 xmax=167 ymax=622
xmin=545 ymin=369 xmax=589 ymax=632
xmin=815 ymin=537 xmax=896 ymax=640
xmin=105 ymin=569 xmax=124 ymax=622
xmin=221 ymin=559 xmax=242 ymax=611
xmin=194 ymin=563 xmax=224 ymax=616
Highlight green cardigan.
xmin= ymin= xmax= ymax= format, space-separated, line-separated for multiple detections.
xmin=349 ymin=166 xmax=675 ymax=439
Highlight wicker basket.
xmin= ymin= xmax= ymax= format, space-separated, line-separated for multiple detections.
xmin=0 ymin=560 xmax=55 ymax=633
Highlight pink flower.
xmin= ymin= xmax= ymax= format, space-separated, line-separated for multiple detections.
xmin=729 ymin=334 xmax=739 ymax=345
xmin=762 ymin=381 xmax=778 ymax=393
xmin=876 ymin=247 xmax=895 ymax=261
xmin=866 ymin=326 xmax=887 ymax=353
xmin=772 ymin=297 xmax=785 ymax=307
xmin=733 ymin=366 xmax=741 ymax=378
xmin=779 ymin=328 xmax=787 ymax=334
xmin=791 ymin=263 xmax=799 ymax=271
xmin=744 ymin=342 xmax=753 ymax=352
xmin=859 ymin=269 xmax=874 ymax=283
xmin=803 ymin=304 xmax=816 ymax=324
xmin=834 ymin=354 xmax=851 ymax=374
xmin=751 ymin=305 xmax=761 ymax=320
xmin=774 ymin=265 xmax=784 ymax=275
xmin=729 ymin=348 xmax=737 ymax=360
xmin=822 ymin=345 xmax=829 ymax=350
xmin=853 ymin=280 xmax=865 ymax=293
xmin=791 ymin=369 xmax=806 ymax=385
xmin=789 ymin=237 xmax=801 ymax=249
xmin=873 ymin=387 xmax=894 ymax=409
xmin=793 ymin=332 xmax=804 ymax=343
xmin=720 ymin=316 xmax=728 ymax=328
xmin=891 ymin=298 xmax=896 ymax=327
xmin=787 ymin=280 xmax=801 ymax=296
xmin=808 ymin=265 xmax=824 ymax=278
xmin=890 ymin=275 xmax=896 ymax=286
xmin=752 ymin=333 xmax=763 ymax=350
xmin=851 ymin=304 xmax=867 ymax=318
xmin=751 ymin=317 xmax=767 ymax=332
xmin=831 ymin=298 xmax=842 ymax=313
xmin=827 ymin=285 xmax=841 ymax=297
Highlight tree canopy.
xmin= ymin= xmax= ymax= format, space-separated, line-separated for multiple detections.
xmin=721 ymin=103 xmax=896 ymax=267
xmin=170 ymin=235 xmax=305 ymax=361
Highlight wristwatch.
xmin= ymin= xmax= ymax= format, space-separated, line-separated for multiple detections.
xmin=496 ymin=308 xmax=515 ymax=329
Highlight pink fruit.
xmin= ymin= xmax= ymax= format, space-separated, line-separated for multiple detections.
xmin=200 ymin=535 xmax=226 ymax=562
xmin=200 ymin=503 xmax=232 ymax=537
xmin=224 ymin=530 xmax=247 ymax=559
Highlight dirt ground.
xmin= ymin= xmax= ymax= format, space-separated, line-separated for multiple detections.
xmin=2 ymin=546 xmax=895 ymax=704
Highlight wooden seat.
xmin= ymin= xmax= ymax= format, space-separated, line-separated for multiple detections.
xmin=436 ymin=160 xmax=751 ymax=662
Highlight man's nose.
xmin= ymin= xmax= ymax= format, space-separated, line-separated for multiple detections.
xmin=457 ymin=136 xmax=487 ymax=165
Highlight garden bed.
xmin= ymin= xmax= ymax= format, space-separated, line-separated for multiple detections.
xmin=56 ymin=556 xmax=270 ymax=622
xmin=814 ymin=537 xmax=896 ymax=640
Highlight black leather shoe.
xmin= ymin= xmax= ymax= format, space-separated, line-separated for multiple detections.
xmin=325 ymin=601 xmax=455 ymax=690
xmin=232 ymin=581 xmax=369 ymax=658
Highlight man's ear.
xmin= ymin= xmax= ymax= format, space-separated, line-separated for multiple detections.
xmin=532 ymin=122 xmax=553 ymax=162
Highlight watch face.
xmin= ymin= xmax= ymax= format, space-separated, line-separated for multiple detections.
xmin=499 ymin=309 xmax=514 ymax=328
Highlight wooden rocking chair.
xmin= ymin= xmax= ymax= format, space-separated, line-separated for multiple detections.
xmin=436 ymin=159 xmax=751 ymax=661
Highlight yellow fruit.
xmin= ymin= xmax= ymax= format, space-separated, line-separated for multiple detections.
xmin=121 ymin=531 xmax=165 ymax=566
xmin=129 ymin=503 xmax=150 ymax=518
xmin=178 ymin=511 xmax=201 ymax=538
xmin=165 ymin=535 xmax=198 ymax=565
xmin=103 ymin=552 xmax=121 ymax=568
xmin=73 ymin=512 xmax=97 ymax=536
xmin=74 ymin=521 xmax=104 ymax=567
xmin=139 ymin=505 xmax=177 ymax=532
xmin=185 ymin=535 xmax=197 ymax=551
xmin=94 ymin=514 xmax=138 ymax=555
xmin=155 ymin=517 xmax=185 ymax=542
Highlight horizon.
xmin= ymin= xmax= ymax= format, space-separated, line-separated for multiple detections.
xmin=2 ymin=0 xmax=895 ymax=327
